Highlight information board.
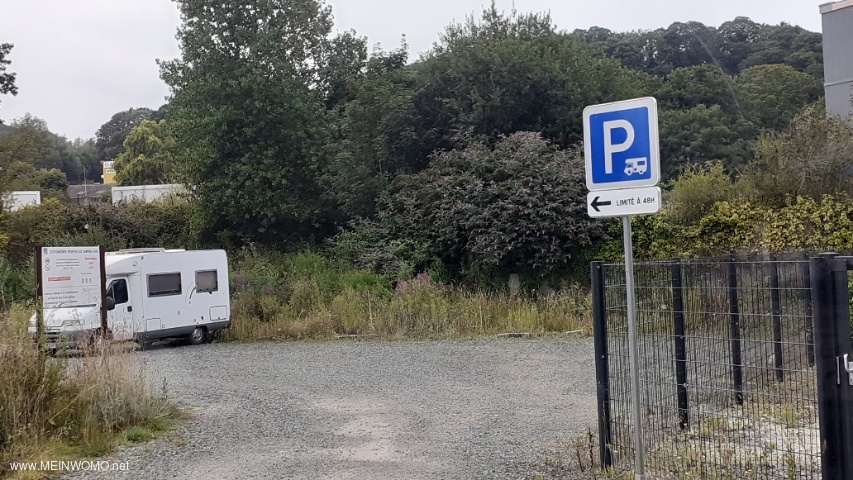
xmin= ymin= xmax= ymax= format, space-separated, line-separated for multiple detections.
xmin=39 ymin=246 xmax=103 ymax=309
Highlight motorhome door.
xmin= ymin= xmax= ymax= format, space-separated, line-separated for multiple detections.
xmin=106 ymin=278 xmax=134 ymax=341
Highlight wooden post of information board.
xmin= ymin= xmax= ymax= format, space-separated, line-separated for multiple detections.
xmin=35 ymin=246 xmax=44 ymax=353
xmin=99 ymin=245 xmax=108 ymax=336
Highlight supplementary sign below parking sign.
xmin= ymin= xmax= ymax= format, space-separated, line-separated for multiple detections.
xmin=584 ymin=97 xmax=660 ymax=192
xmin=587 ymin=186 xmax=661 ymax=218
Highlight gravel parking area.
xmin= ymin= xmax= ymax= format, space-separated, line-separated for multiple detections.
xmin=64 ymin=337 xmax=596 ymax=479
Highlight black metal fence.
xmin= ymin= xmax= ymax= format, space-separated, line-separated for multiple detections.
xmin=593 ymin=255 xmax=823 ymax=479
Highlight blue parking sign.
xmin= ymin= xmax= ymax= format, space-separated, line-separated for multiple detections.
xmin=583 ymin=97 xmax=660 ymax=192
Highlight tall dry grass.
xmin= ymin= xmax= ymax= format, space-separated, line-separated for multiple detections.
xmin=221 ymin=277 xmax=593 ymax=342
xmin=0 ymin=305 xmax=181 ymax=477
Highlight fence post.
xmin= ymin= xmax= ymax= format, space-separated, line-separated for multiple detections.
xmin=670 ymin=259 xmax=688 ymax=430
xmin=769 ymin=255 xmax=784 ymax=382
xmin=830 ymin=257 xmax=853 ymax=476
xmin=591 ymin=261 xmax=612 ymax=469
xmin=812 ymin=254 xmax=844 ymax=479
xmin=727 ymin=256 xmax=744 ymax=405
xmin=801 ymin=253 xmax=815 ymax=367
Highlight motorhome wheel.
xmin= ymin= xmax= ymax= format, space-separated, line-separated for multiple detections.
xmin=187 ymin=327 xmax=208 ymax=345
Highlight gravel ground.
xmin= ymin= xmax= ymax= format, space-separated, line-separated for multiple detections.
xmin=63 ymin=337 xmax=596 ymax=480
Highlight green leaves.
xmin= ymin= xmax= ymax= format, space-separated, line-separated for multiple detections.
xmin=573 ymin=17 xmax=823 ymax=78
xmin=95 ymin=108 xmax=154 ymax=164
xmin=412 ymin=7 xmax=648 ymax=157
xmin=0 ymin=43 xmax=17 ymax=119
xmin=740 ymin=104 xmax=853 ymax=204
xmin=379 ymin=133 xmax=605 ymax=278
xmin=658 ymin=105 xmax=756 ymax=179
xmin=737 ymin=64 xmax=824 ymax=131
xmin=161 ymin=0 xmax=343 ymax=241
xmin=323 ymin=47 xmax=417 ymax=219
xmin=114 ymin=120 xmax=185 ymax=186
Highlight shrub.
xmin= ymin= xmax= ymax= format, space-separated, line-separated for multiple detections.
xmin=0 ymin=255 xmax=34 ymax=309
xmin=329 ymin=217 xmax=438 ymax=279
xmin=346 ymin=133 xmax=607 ymax=281
xmin=605 ymin=193 xmax=853 ymax=260
xmin=666 ymin=162 xmax=735 ymax=225
xmin=739 ymin=103 xmax=853 ymax=205
xmin=0 ymin=202 xmax=197 ymax=266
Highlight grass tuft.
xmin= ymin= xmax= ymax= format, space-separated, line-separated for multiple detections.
xmin=0 ymin=304 xmax=182 ymax=477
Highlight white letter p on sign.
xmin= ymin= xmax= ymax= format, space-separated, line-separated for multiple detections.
xmin=603 ymin=120 xmax=634 ymax=174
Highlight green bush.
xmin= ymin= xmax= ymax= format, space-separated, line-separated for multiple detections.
xmin=608 ymin=194 xmax=853 ymax=260
xmin=328 ymin=217 xmax=437 ymax=279
xmin=666 ymin=162 xmax=735 ymax=225
xmin=739 ymin=104 xmax=853 ymax=205
xmin=0 ymin=201 xmax=198 ymax=266
xmin=0 ymin=255 xmax=34 ymax=309
xmin=338 ymin=133 xmax=607 ymax=281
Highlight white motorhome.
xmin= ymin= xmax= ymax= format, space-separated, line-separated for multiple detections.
xmin=30 ymin=249 xmax=230 ymax=349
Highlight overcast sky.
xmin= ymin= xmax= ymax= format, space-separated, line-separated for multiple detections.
xmin=0 ymin=0 xmax=828 ymax=140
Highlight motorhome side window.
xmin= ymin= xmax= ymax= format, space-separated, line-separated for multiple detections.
xmin=148 ymin=273 xmax=182 ymax=297
xmin=108 ymin=279 xmax=128 ymax=304
xmin=196 ymin=270 xmax=218 ymax=293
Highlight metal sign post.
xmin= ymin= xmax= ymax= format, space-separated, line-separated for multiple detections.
xmin=622 ymin=216 xmax=645 ymax=479
xmin=583 ymin=97 xmax=661 ymax=480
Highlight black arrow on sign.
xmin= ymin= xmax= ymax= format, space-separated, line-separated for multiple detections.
xmin=590 ymin=196 xmax=612 ymax=212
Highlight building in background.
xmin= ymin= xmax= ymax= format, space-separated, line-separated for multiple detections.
xmin=111 ymin=184 xmax=186 ymax=205
xmin=821 ymin=0 xmax=853 ymax=120
xmin=2 ymin=191 xmax=41 ymax=212
xmin=67 ymin=184 xmax=113 ymax=205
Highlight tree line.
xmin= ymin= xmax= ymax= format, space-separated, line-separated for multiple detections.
xmin=0 ymin=1 xmax=841 ymax=282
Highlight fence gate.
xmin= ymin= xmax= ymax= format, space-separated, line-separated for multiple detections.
xmin=810 ymin=254 xmax=853 ymax=479
xmin=591 ymin=254 xmax=853 ymax=479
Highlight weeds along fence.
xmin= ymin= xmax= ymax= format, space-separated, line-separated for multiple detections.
xmin=593 ymin=255 xmax=822 ymax=479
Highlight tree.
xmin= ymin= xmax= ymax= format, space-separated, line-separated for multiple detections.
xmin=0 ymin=114 xmax=96 ymax=188
xmin=0 ymin=114 xmax=51 ymax=190
xmin=319 ymin=30 xmax=368 ymax=111
xmin=739 ymin=23 xmax=824 ymax=78
xmin=658 ymin=105 xmax=756 ymax=180
xmin=573 ymin=17 xmax=823 ymax=77
xmin=740 ymin=104 xmax=853 ymax=204
xmin=570 ymin=27 xmax=647 ymax=72
xmin=651 ymin=22 xmax=719 ymax=75
xmin=410 ymin=5 xmax=651 ymax=160
xmin=716 ymin=17 xmax=762 ymax=74
xmin=114 ymin=120 xmax=184 ymax=185
xmin=323 ymin=47 xmax=417 ymax=219
xmin=94 ymin=108 xmax=153 ymax=164
xmin=0 ymin=114 xmax=69 ymax=199
xmin=379 ymin=133 xmax=605 ymax=279
xmin=656 ymin=65 xmax=741 ymax=114
xmin=0 ymin=43 xmax=17 ymax=120
xmin=33 ymin=131 xmax=101 ymax=184
xmin=737 ymin=64 xmax=823 ymax=130
xmin=160 ymin=0 xmax=352 ymax=241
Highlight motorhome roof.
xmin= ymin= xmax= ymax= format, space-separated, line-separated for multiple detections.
xmin=115 ymin=248 xmax=165 ymax=253
xmin=104 ymin=248 xmax=188 ymax=275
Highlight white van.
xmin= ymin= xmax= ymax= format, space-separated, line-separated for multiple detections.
xmin=30 ymin=248 xmax=231 ymax=348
